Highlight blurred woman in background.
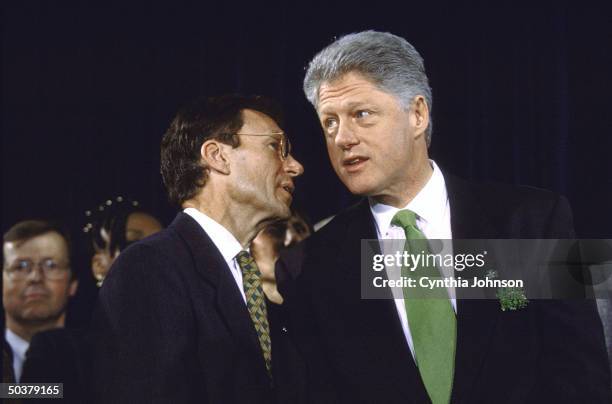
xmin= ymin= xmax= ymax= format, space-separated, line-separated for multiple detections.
xmin=84 ymin=196 xmax=162 ymax=287
xmin=251 ymin=209 xmax=312 ymax=304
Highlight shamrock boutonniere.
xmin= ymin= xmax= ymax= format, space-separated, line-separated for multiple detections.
xmin=486 ymin=270 xmax=529 ymax=311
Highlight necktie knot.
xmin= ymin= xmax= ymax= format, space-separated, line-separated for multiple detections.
xmin=391 ymin=209 xmax=419 ymax=235
xmin=236 ymin=250 xmax=258 ymax=274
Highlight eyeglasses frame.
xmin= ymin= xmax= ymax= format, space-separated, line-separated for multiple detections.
xmin=235 ymin=132 xmax=292 ymax=161
xmin=3 ymin=258 xmax=71 ymax=281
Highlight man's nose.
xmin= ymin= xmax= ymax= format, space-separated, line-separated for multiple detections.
xmin=26 ymin=265 xmax=44 ymax=282
xmin=334 ymin=121 xmax=359 ymax=150
xmin=284 ymin=154 xmax=304 ymax=177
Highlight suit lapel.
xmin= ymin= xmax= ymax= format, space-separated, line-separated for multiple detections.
xmin=445 ymin=175 xmax=501 ymax=403
xmin=445 ymin=174 xmax=497 ymax=240
xmin=170 ymin=213 xmax=266 ymax=371
xmin=338 ymin=200 xmax=429 ymax=400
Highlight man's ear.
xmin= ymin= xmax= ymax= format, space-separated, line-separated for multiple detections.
xmin=201 ymin=140 xmax=231 ymax=175
xmin=68 ymin=278 xmax=79 ymax=297
xmin=410 ymin=95 xmax=430 ymax=139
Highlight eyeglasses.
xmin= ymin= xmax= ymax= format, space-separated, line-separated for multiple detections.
xmin=3 ymin=258 xmax=70 ymax=280
xmin=235 ymin=132 xmax=292 ymax=161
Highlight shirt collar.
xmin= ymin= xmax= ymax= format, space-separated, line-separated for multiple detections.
xmin=183 ymin=208 xmax=244 ymax=263
xmin=369 ymin=160 xmax=448 ymax=235
xmin=5 ymin=328 xmax=29 ymax=359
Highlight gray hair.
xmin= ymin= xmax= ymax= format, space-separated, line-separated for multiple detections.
xmin=303 ymin=30 xmax=433 ymax=145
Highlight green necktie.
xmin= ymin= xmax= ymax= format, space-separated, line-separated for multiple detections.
xmin=236 ymin=250 xmax=272 ymax=377
xmin=391 ymin=209 xmax=456 ymax=404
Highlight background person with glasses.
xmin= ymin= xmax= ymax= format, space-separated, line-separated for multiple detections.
xmin=2 ymin=220 xmax=78 ymax=382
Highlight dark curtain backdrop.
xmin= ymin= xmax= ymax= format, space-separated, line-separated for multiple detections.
xmin=2 ymin=2 xmax=611 ymax=322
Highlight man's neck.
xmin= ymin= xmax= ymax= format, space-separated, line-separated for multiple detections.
xmin=5 ymin=315 xmax=65 ymax=342
xmin=372 ymin=158 xmax=434 ymax=208
xmin=183 ymin=198 xmax=274 ymax=248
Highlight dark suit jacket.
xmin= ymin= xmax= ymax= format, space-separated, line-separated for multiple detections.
xmin=19 ymin=328 xmax=90 ymax=404
xmin=3 ymin=338 xmax=20 ymax=404
xmin=278 ymin=175 xmax=611 ymax=403
xmin=91 ymin=212 xmax=304 ymax=404
xmin=3 ymin=337 xmax=16 ymax=383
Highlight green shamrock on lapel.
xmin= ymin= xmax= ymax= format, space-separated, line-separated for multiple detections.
xmin=486 ymin=270 xmax=529 ymax=311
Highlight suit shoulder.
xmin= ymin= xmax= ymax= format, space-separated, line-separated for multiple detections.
xmin=309 ymin=199 xmax=369 ymax=244
xmin=104 ymin=226 xmax=192 ymax=291
xmin=452 ymin=178 xmax=574 ymax=237
xmin=27 ymin=328 xmax=87 ymax=357
xmin=468 ymin=181 xmax=569 ymax=214
xmin=114 ymin=226 xmax=187 ymax=264
xmin=29 ymin=327 xmax=78 ymax=343
xmin=279 ymin=200 xmax=367 ymax=283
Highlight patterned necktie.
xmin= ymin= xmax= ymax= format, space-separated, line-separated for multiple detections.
xmin=236 ymin=250 xmax=272 ymax=377
xmin=391 ymin=209 xmax=456 ymax=404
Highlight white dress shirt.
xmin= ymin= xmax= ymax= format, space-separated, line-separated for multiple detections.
xmin=5 ymin=328 xmax=29 ymax=382
xmin=369 ymin=160 xmax=456 ymax=358
xmin=184 ymin=208 xmax=247 ymax=304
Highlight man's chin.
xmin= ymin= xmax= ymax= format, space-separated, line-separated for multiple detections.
xmin=343 ymin=181 xmax=376 ymax=197
xmin=262 ymin=203 xmax=291 ymax=222
xmin=274 ymin=193 xmax=293 ymax=214
xmin=19 ymin=310 xmax=61 ymax=323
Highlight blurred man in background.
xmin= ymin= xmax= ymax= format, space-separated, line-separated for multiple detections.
xmin=3 ymin=220 xmax=77 ymax=382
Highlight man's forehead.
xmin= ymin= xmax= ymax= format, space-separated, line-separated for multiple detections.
xmin=241 ymin=109 xmax=282 ymax=132
xmin=317 ymin=72 xmax=393 ymax=112
xmin=3 ymin=232 xmax=68 ymax=257
xmin=320 ymin=71 xmax=371 ymax=92
xmin=3 ymin=241 xmax=17 ymax=257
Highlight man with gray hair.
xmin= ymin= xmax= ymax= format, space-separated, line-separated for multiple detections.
xmin=279 ymin=31 xmax=610 ymax=403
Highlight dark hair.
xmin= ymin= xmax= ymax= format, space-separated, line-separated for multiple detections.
xmin=83 ymin=196 xmax=153 ymax=254
xmin=259 ymin=208 xmax=313 ymax=254
xmin=260 ymin=221 xmax=288 ymax=253
xmin=160 ymin=95 xmax=283 ymax=206
xmin=3 ymin=219 xmax=74 ymax=277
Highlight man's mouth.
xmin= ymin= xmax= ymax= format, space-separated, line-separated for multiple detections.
xmin=343 ymin=156 xmax=369 ymax=172
xmin=23 ymin=287 xmax=49 ymax=300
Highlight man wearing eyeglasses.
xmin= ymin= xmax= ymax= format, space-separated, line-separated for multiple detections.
xmin=2 ymin=220 xmax=78 ymax=382
xmin=91 ymin=95 xmax=304 ymax=403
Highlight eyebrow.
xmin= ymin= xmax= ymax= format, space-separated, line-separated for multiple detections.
xmin=13 ymin=256 xmax=61 ymax=262
xmin=319 ymin=101 xmax=373 ymax=115
xmin=235 ymin=131 xmax=285 ymax=135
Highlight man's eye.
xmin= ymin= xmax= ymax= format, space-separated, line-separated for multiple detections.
xmin=324 ymin=117 xmax=338 ymax=130
xmin=355 ymin=110 xmax=372 ymax=119
xmin=16 ymin=260 xmax=31 ymax=270
xmin=41 ymin=259 xmax=58 ymax=269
